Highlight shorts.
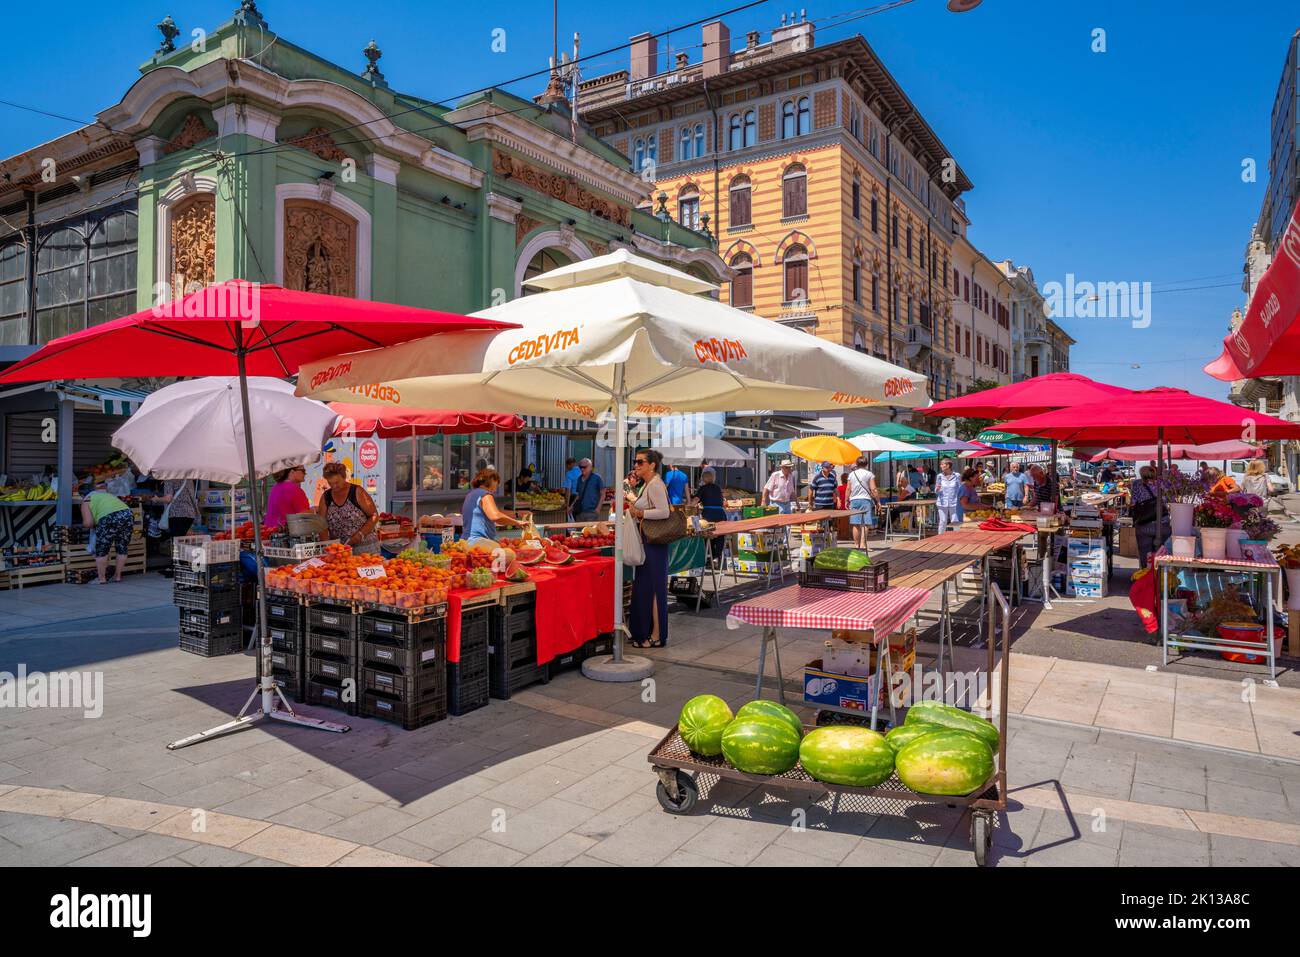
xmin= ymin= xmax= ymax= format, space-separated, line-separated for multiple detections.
xmin=774 ymin=501 xmax=794 ymax=514
xmin=94 ymin=509 xmax=133 ymax=557
xmin=849 ymin=497 xmax=875 ymax=526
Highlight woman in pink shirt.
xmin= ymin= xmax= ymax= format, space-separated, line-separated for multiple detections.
xmin=264 ymin=465 xmax=310 ymax=530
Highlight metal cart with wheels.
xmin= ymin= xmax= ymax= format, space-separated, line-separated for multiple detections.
xmin=649 ymin=583 xmax=1013 ymax=866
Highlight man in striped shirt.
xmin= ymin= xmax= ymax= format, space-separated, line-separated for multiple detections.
xmin=808 ymin=461 xmax=839 ymax=511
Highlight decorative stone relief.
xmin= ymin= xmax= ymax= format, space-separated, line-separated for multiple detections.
xmin=163 ymin=114 xmax=215 ymax=154
xmin=515 ymin=215 xmax=544 ymax=245
xmin=169 ymin=194 xmax=215 ymax=297
xmin=492 ymin=150 xmax=632 ymax=227
xmin=283 ymin=199 xmax=356 ymax=297
xmin=280 ymin=127 xmax=351 ymax=164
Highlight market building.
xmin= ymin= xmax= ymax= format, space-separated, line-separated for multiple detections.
xmin=577 ymin=12 xmax=973 ymax=434
xmin=998 ymin=259 xmax=1053 ymax=383
xmin=949 ymin=232 xmax=1013 ymax=394
xmin=0 ymin=2 xmax=726 ymax=543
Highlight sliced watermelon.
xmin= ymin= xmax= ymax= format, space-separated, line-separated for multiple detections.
xmin=515 ymin=547 xmax=545 ymax=565
xmin=543 ymin=545 xmax=574 ymax=565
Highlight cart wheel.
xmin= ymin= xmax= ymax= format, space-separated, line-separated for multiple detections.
xmin=656 ymin=771 xmax=699 ymax=815
xmin=971 ymin=813 xmax=992 ymax=867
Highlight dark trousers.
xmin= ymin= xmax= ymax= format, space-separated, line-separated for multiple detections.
xmin=630 ymin=540 xmax=669 ymax=644
xmin=168 ymin=517 xmax=194 ymax=539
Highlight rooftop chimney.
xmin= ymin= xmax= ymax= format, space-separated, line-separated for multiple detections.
xmin=629 ymin=33 xmax=659 ymax=81
xmin=675 ymin=51 xmax=689 ymax=69
xmin=702 ymin=21 xmax=731 ymax=78
xmin=746 ymin=30 xmax=760 ymax=49
xmin=771 ymin=10 xmax=814 ymax=53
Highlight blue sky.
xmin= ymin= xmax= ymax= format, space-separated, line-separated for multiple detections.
xmin=4 ymin=0 xmax=1294 ymax=398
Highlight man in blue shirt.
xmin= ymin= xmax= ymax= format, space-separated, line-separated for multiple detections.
xmin=571 ymin=459 xmax=606 ymax=521
xmin=663 ymin=462 xmax=689 ymax=506
xmin=1002 ymin=462 xmax=1031 ymax=508
xmin=808 ymin=461 xmax=838 ymax=511
xmin=563 ymin=457 xmax=581 ymax=514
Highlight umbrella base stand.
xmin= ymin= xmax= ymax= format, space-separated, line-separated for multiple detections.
xmin=166 ymin=683 xmax=350 ymax=750
xmin=581 ymin=654 xmax=655 ymax=682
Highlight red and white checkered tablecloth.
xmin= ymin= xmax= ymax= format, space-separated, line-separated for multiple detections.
xmin=727 ymin=585 xmax=933 ymax=638
xmin=1154 ymin=548 xmax=1279 ymax=573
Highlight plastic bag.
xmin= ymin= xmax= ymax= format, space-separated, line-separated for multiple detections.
xmin=621 ymin=511 xmax=645 ymax=566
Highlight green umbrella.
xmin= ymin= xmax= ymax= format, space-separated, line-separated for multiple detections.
xmin=975 ymin=429 xmax=1051 ymax=450
xmin=842 ymin=422 xmax=945 ymax=444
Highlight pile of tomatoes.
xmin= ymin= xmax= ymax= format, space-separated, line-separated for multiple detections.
xmin=565 ymin=533 xmax=615 ymax=549
xmin=213 ymin=521 xmax=274 ymax=542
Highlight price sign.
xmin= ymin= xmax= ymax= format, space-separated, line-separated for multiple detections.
xmin=293 ymin=557 xmax=325 ymax=574
xmin=357 ymin=564 xmax=387 ymax=580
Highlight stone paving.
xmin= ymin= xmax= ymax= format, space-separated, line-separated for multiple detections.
xmin=2 ymin=594 xmax=1300 ymax=867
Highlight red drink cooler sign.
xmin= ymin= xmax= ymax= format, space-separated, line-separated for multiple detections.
xmin=358 ymin=439 xmax=380 ymax=470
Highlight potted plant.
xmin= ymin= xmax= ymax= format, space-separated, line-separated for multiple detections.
xmin=1225 ymin=493 xmax=1266 ymax=559
xmin=1193 ymin=493 xmax=1235 ymax=560
xmin=1276 ymin=544 xmax=1300 ymax=611
xmin=1160 ymin=471 xmax=1206 ymax=538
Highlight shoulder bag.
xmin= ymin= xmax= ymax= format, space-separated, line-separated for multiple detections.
xmin=638 ymin=479 xmax=689 ymax=545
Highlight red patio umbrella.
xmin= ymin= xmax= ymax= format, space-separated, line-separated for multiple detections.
xmin=1204 ymin=197 xmax=1300 ymax=380
xmin=921 ymin=372 xmax=1133 ymax=420
xmin=328 ymin=404 xmax=524 ymax=531
xmin=1084 ymin=441 xmax=1266 ymax=463
xmin=0 ymin=280 xmax=515 ymax=749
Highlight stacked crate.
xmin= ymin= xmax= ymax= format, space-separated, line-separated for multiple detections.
xmin=358 ymin=608 xmax=447 ymax=729
xmin=447 ymin=604 xmax=492 ymax=715
xmin=173 ymin=560 xmax=243 ymax=656
xmin=305 ymin=602 xmax=359 ymax=715
xmin=489 ymin=591 xmax=548 ymax=698
xmin=265 ymin=594 xmax=305 ymax=702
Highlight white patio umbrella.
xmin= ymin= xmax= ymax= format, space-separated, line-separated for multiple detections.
xmin=846 ymin=433 xmax=930 ymax=455
xmin=655 ymin=435 xmax=754 ymax=468
xmin=113 ymin=377 xmax=338 ymax=484
xmin=298 ymin=250 xmax=929 ymax=680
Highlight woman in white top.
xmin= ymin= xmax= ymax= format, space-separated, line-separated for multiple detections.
xmin=627 ymin=448 xmax=672 ymax=648
xmin=846 ymin=455 xmax=880 ymax=549
xmin=1241 ymin=459 xmax=1271 ymax=500
xmin=933 ymin=456 xmax=962 ymax=534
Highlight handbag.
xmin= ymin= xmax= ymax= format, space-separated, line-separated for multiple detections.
xmin=621 ymin=511 xmax=645 ymax=566
xmin=159 ymin=500 xmax=173 ymax=533
xmin=1130 ymin=483 xmax=1158 ymax=526
xmin=640 ymin=508 xmax=689 ymax=546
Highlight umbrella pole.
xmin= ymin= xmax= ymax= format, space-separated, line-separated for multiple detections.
xmin=168 ymin=351 xmax=349 ymax=750
xmin=1156 ymin=426 xmax=1164 ymax=549
xmin=582 ymin=366 xmax=652 ymax=682
xmin=411 ymin=427 xmax=418 ymax=534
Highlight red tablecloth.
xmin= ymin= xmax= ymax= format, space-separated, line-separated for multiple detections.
xmin=529 ymin=557 xmax=615 ymax=665
xmin=445 ymin=583 xmax=505 ymax=662
xmin=727 ymin=584 xmax=932 ymax=636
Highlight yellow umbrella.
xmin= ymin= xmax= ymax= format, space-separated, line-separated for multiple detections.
xmin=790 ymin=435 xmax=862 ymax=466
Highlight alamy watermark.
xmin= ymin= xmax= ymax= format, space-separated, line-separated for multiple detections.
xmin=0 ymin=665 xmax=103 ymax=718
xmin=1042 ymin=273 xmax=1151 ymax=329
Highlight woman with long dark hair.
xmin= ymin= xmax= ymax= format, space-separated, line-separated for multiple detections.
xmin=627 ymin=448 xmax=671 ymax=648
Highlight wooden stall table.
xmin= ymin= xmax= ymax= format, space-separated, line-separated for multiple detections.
xmin=709 ymin=509 xmax=850 ymax=589
xmin=1155 ymin=546 xmax=1282 ymax=679
xmin=870 ymin=527 xmax=1031 ymax=667
xmin=727 ymin=583 xmax=932 ymax=729
xmin=881 ymin=499 xmax=933 ymax=541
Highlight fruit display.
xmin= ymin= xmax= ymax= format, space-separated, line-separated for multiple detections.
xmin=985 ymin=482 xmax=1006 ymax=494
xmin=904 ymin=700 xmax=999 ymax=751
xmin=961 ymin=508 xmax=998 ymax=521
xmin=466 ymin=567 xmax=496 ymax=589
xmin=813 ymin=547 xmax=872 ymax=571
xmin=734 ymin=699 xmax=802 ymax=740
xmin=884 ymin=724 xmax=942 ymax=753
xmin=543 ymin=544 xmax=574 ymax=565
xmin=565 ymin=533 xmax=615 ymax=549
xmin=894 ymin=730 xmax=994 ymax=796
xmin=678 ymin=695 xmax=734 ymax=756
xmin=0 ymin=483 xmax=56 ymax=501
xmin=515 ymin=490 xmax=566 ymax=512
xmin=720 ymin=715 xmax=802 ymax=775
xmin=213 ymin=521 xmax=274 ymax=542
xmin=798 ymin=726 xmax=895 ymax=787
xmin=515 ymin=545 xmax=545 ymax=565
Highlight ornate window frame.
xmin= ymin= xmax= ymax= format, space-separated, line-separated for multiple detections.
xmin=274 ymin=182 xmax=371 ymax=298
xmin=156 ymin=173 xmax=218 ymax=302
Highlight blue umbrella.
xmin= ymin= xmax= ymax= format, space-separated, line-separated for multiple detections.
xmin=764 ymin=437 xmax=793 ymax=455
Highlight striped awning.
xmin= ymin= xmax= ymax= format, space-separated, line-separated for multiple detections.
xmin=522 ymin=416 xmax=596 ymax=433
xmin=54 ymin=384 xmax=151 ymax=416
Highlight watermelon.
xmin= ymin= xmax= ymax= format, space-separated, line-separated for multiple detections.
xmin=515 ymin=546 xmax=544 ymax=565
xmin=814 ymin=548 xmax=871 ymax=571
xmin=678 ymin=695 xmax=734 ymax=756
xmin=798 ymin=726 xmax=894 ymax=787
xmin=721 ymin=716 xmax=801 ymax=775
xmin=895 ymin=730 xmax=994 ymax=796
xmin=904 ymin=700 xmax=999 ymax=751
xmin=885 ymin=724 xmax=944 ymax=753
xmin=543 ymin=545 xmax=574 ymax=565
xmin=735 ymin=699 xmax=803 ymax=740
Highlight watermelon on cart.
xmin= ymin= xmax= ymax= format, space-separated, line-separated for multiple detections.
xmin=678 ymin=695 xmax=734 ymax=756
xmin=799 ymin=726 xmax=895 ymax=787
xmin=721 ymin=716 xmax=801 ymax=775
xmin=735 ymin=700 xmax=802 ymax=740
xmin=894 ymin=730 xmax=993 ymax=796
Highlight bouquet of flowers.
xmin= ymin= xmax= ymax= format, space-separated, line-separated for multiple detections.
xmin=1274 ymin=543 xmax=1300 ymax=568
xmin=1227 ymin=492 xmax=1264 ymax=522
xmin=1193 ymin=493 xmax=1236 ymax=528
xmin=1159 ymin=470 xmax=1207 ymax=505
xmin=1241 ymin=508 xmax=1279 ymax=541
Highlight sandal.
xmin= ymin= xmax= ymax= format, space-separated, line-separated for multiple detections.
xmin=630 ymin=638 xmax=666 ymax=649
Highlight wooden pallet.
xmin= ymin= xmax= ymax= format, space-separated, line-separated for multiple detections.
xmin=1 ymin=564 xmax=68 ymax=590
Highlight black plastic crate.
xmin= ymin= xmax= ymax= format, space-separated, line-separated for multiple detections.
xmin=268 ymin=625 xmax=301 ymax=654
xmin=306 ymin=676 xmax=356 ymax=715
xmin=361 ymin=689 xmax=446 ymax=730
xmin=308 ymin=652 xmax=354 ymax=684
xmin=549 ymin=646 xmax=584 ymax=675
xmin=359 ymin=610 xmax=446 ymax=647
xmin=271 ymin=669 xmax=302 ymax=702
xmin=361 ymin=632 xmax=443 ymax=673
xmin=178 ymin=604 xmax=241 ymax=632
xmin=172 ymin=562 xmax=239 ymax=592
xmin=308 ymin=604 xmax=357 ymax=636
xmin=308 ymin=631 xmax=356 ymax=660
xmin=490 ymin=658 xmax=550 ymax=699
xmin=265 ymin=595 xmax=302 ymax=628
xmin=447 ymin=606 xmax=491 ymax=716
xmin=361 ymin=662 xmax=445 ymax=701
xmin=798 ymin=562 xmax=890 ymax=593
xmin=584 ymin=634 xmax=614 ymax=659
xmin=173 ymin=587 xmax=242 ymax=613
xmin=501 ymin=590 xmax=537 ymax=616
xmin=179 ymin=624 xmax=243 ymax=657
xmin=269 ymin=647 xmax=302 ymax=677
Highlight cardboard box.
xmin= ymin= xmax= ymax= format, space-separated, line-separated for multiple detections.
xmin=803 ymin=659 xmax=874 ymax=712
xmin=741 ymin=505 xmax=778 ymax=519
xmin=735 ymin=559 xmax=780 ymax=575
xmin=1118 ymin=525 xmax=1137 ymax=559
xmin=1069 ymin=580 xmax=1106 ymax=598
xmin=737 ymin=531 xmax=782 ymax=551
xmin=735 ymin=549 xmax=777 ymax=563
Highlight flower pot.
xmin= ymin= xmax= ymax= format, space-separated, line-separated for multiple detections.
xmin=1287 ymin=567 xmax=1300 ymax=611
xmin=1171 ymin=535 xmax=1197 ymax=557
xmin=1225 ymin=528 xmax=1248 ymax=560
xmin=1199 ymin=526 xmax=1228 ymax=560
xmin=1240 ymin=540 xmax=1270 ymax=564
xmin=1168 ymin=502 xmax=1195 ymax=538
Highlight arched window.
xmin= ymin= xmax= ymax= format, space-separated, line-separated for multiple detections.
xmin=646 ymin=133 xmax=657 ymax=169
xmin=680 ymin=126 xmax=692 ymax=161
xmin=694 ymin=123 xmax=705 ymax=157
xmin=851 ymin=259 xmax=861 ymax=304
xmin=743 ymin=110 xmax=756 ymax=147
xmin=782 ymin=164 xmax=807 ymax=218
xmin=797 ymin=96 xmax=811 ymax=135
xmin=678 ymin=188 xmax=700 ymax=231
xmin=783 ymin=244 xmax=808 ymax=305
xmin=728 ymin=114 xmax=743 ymax=151
xmin=729 ymin=175 xmax=752 ymax=228
xmin=633 ymin=138 xmax=645 ymax=172
xmin=730 ymin=252 xmax=753 ymax=308
xmin=781 ymin=100 xmax=796 ymax=139
xmin=851 ymin=178 xmax=860 ymax=220
xmin=522 ymin=249 xmax=572 ymax=297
